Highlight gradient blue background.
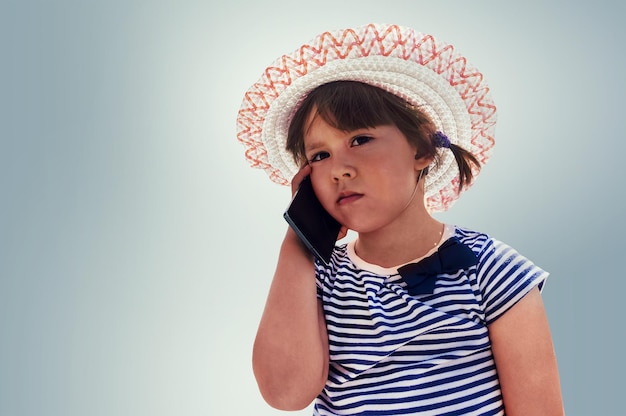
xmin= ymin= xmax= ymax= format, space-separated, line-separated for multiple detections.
xmin=1 ymin=1 xmax=624 ymax=415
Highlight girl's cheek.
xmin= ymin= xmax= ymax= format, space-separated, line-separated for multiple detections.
xmin=311 ymin=174 xmax=332 ymax=204
xmin=309 ymin=165 xmax=325 ymax=183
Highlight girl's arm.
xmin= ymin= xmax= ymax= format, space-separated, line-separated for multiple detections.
xmin=488 ymin=287 xmax=564 ymax=415
xmin=252 ymin=227 xmax=329 ymax=411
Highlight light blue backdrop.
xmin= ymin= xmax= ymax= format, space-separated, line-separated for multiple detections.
xmin=1 ymin=1 xmax=623 ymax=415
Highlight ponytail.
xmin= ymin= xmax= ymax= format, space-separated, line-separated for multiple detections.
xmin=449 ymin=142 xmax=481 ymax=193
xmin=431 ymin=131 xmax=480 ymax=194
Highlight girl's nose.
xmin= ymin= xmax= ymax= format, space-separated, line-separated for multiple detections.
xmin=331 ymin=160 xmax=356 ymax=182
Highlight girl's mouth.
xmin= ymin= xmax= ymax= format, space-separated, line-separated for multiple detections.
xmin=337 ymin=192 xmax=363 ymax=205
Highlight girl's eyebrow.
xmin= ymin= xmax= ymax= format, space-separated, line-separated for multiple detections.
xmin=304 ymin=141 xmax=325 ymax=154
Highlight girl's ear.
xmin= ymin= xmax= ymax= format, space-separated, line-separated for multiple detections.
xmin=414 ymin=153 xmax=434 ymax=171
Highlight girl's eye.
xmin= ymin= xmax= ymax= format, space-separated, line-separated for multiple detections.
xmin=309 ymin=151 xmax=330 ymax=163
xmin=351 ymin=135 xmax=372 ymax=146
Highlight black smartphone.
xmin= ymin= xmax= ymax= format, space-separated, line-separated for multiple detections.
xmin=283 ymin=176 xmax=342 ymax=265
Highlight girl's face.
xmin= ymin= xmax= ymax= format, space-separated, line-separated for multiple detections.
xmin=303 ymin=112 xmax=430 ymax=234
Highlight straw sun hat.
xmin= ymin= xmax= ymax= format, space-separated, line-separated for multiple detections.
xmin=236 ymin=23 xmax=497 ymax=212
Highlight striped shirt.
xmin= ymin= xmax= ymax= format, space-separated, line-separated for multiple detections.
xmin=313 ymin=225 xmax=548 ymax=415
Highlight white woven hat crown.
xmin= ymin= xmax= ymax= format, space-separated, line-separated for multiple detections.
xmin=236 ymin=23 xmax=497 ymax=212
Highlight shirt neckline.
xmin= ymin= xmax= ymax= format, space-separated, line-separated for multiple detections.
xmin=347 ymin=224 xmax=456 ymax=276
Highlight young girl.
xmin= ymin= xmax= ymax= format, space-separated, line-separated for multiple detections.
xmin=237 ymin=23 xmax=563 ymax=415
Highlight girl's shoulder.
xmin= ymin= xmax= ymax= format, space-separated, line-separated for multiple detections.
xmin=452 ymin=225 xmax=493 ymax=255
xmin=327 ymin=243 xmax=352 ymax=272
xmin=453 ymin=225 xmax=530 ymax=262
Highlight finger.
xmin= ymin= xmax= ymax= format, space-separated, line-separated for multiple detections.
xmin=290 ymin=163 xmax=312 ymax=195
xmin=337 ymin=225 xmax=349 ymax=241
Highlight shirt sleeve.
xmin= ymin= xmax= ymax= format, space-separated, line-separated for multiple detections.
xmin=314 ymin=247 xmax=342 ymax=300
xmin=475 ymin=237 xmax=549 ymax=325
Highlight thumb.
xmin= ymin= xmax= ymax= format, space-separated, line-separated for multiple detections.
xmin=337 ymin=226 xmax=349 ymax=241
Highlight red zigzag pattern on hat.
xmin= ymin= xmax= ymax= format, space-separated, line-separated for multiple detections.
xmin=237 ymin=24 xmax=496 ymax=186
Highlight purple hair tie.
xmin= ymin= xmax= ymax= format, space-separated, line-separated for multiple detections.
xmin=433 ymin=131 xmax=451 ymax=148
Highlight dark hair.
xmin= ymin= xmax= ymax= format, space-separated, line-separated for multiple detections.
xmin=286 ymin=81 xmax=480 ymax=193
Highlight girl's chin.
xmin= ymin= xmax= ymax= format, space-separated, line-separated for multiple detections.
xmin=340 ymin=222 xmax=381 ymax=235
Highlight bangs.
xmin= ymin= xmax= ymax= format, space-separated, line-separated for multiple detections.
xmin=286 ymin=80 xmax=432 ymax=163
xmin=310 ymin=81 xmax=400 ymax=132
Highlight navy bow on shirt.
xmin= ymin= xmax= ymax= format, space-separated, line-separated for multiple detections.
xmin=396 ymin=237 xmax=479 ymax=296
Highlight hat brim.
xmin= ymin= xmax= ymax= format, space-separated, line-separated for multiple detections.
xmin=237 ymin=23 xmax=496 ymax=212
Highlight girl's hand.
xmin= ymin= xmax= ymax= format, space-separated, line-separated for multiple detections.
xmin=337 ymin=226 xmax=348 ymax=241
xmin=291 ymin=164 xmax=312 ymax=196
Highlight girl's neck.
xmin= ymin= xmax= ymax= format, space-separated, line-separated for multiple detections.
xmin=354 ymin=208 xmax=444 ymax=268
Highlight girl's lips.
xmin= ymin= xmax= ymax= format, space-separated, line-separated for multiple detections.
xmin=337 ymin=193 xmax=363 ymax=205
